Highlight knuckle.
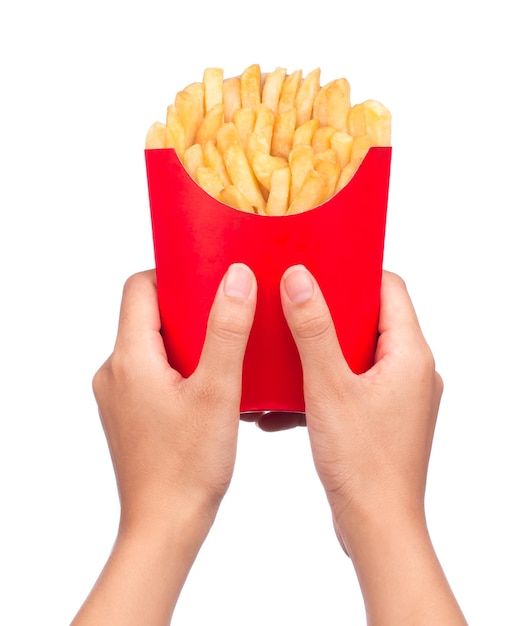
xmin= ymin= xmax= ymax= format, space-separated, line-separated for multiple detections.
xmin=121 ymin=272 xmax=141 ymax=298
xmin=293 ymin=307 xmax=334 ymax=342
xmin=92 ymin=358 xmax=112 ymax=401
xmin=409 ymin=341 xmax=441 ymax=390
xmin=383 ymin=270 xmax=406 ymax=291
xmin=434 ymin=370 xmax=444 ymax=396
xmin=420 ymin=342 xmax=436 ymax=370
xmin=209 ymin=311 xmax=250 ymax=344
xmin=92 ymin=350 xmax=131 ymax=399
xmin=122 ymin=270 xmax=152 ymax=292
xmin=120 ymin=270 xmax=156 ymax=303
xmin=105 ymin=350 xmax=126 ymax=378
xmin=413 ymin=343 xmax=435 ymax=376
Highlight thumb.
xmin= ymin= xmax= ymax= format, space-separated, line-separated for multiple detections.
xmin=194 ymin=263 xmax=257 ymax=396
xmin=281 ymin=265 xmax=352 ymax=397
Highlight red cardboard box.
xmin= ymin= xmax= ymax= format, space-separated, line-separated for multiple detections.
xmin=146 ymin=146 xmax=391 ymax=414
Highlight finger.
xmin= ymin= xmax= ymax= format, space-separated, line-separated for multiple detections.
xmin=195 ymin=263 xmax=257 ymax=390
xmin=374 ymin=271 xmax=430 ymax=363
xmin=114 ymin=270 xmax=168 ymax=360
xmin=280 ymin=265 xmax=352 ymax=390
xmin=240 ymin=411 xmax=306 ymax=430
xmin=256 ymin=412 xmax=307 ymax=432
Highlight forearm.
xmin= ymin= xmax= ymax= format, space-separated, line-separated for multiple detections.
xmin=71 ymin=508 xmax=212 ymax=626
xmin=339 ymin=509 xmax=467 ymax=626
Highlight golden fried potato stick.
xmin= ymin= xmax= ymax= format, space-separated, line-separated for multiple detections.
xmin=195 ymin=103 xmax=224 ymax=146
xmin=295 ymin=68 xmax=321 ymax=126
xmin=314 ymin=156 xmax=340 ymax=200
xmin=348 ymin=100 xmax=391 ymax=146
xmin=289 ymin=144 xmax=315 ymax=205
xmin=145 ymin=122 xmax=166 ymax=149
xmin=271 ymin=108 xmax=297 ymax=159
xmin=203 ymin=141 xmax=231 ymax=186
xmin=331 ymin=130 xmax=354 ymax=169
xmin=315 ymin=148 xmax=338 ymax=162
xmin=196 ymin=166 xmax=224 ymax=198
xmin=292 ymin=118 xmax=320 ymax=148
xmin=265 ymin=167 xmax=291 ymax=216
xmin=240 ymin=64 xmax=262 ymax=109
xmin=278 ymin=70 xmax=302 ymax=113
xmin=233 ymin=107 xmax=257 ymax=151
xmin=335 ymin=135 xmax=371 ymax=192
xmin=287 ymin=169 xmax=329 ymax=214
xmin=261 ymin=67 xmax=286 ymax=115
xmin=350 ymin=134 xmax=372 ymax=164
xmin=184 ymin=82 xmax=205 ymax=110
xmin=183 ymin=143 xmax=204 ymax=178
xmin=219 ymin=185 xmax=255 ymax=213
xmin=216 ymin=122 xmax=240 ymax=154
xmin=223 ymin=142 xmax=266 ymax=213
xmin=165 ymin=105 xmax=186 ymax=158
xmin=222 ymin=77 xmax=241 ymax=122
xmin=245 ymin=133 xmax=270 ymax=169
xmin=251 ymin=151 xmax=288 ymax=190
xmin=175 ymin=90 xmax=203 ymax=147
xmin=253 ymin=104 xmax=275 ymax=151
xmin=311 ymin=126 xmax=336 ymax=153
xmin=313 ymin=78 xmax=350 ymax=130
xmin=203 ymin=67 xmax=224 ymax=112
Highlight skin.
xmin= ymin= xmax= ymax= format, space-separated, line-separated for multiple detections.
xmin=279 ymin=265 xmax=467 ymax=625
xmin=71 ymin=264 xmax=467 ymax=626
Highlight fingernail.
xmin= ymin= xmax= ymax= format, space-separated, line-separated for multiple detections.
xmin=224 ymin=263 xmax=253 ymax=300
xmin=284 ymin=265 xmax=314 ymax=303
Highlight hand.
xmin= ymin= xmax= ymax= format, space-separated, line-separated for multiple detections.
xmin=72 ymin=263 xmax=257 ymax=625
xmin=280 ymin=265 xmax=467 ymax=625
xmin=94 ymin=266 xmax=256 ymax=521
xmin=95 ymin=264 xmax=257 ymax=528
xmin=280 ymin=266 xmax=440 ymax=533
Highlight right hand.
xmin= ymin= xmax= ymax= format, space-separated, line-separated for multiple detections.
xmin=279 ymin=266 xmax=468 ymax=625
xmin=280 ymin=266 xmax=443 ymax=551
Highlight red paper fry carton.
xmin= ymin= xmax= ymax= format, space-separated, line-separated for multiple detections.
xmin=145 ymin=146 xmax=391 ymax=414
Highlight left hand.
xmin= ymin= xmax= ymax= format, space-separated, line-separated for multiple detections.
xmin=72 ymin=264 xmax=257 ymax=625
xmin=93 ymin=264 xmax=257 ymax=533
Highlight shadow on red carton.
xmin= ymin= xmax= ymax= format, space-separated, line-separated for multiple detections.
xmin=145 ymin=147 xmax=391 ymax=414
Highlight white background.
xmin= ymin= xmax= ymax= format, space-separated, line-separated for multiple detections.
xmin=1 ymin=1 xmax=519 ymax=624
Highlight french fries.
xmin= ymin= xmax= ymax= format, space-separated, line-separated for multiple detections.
xmin=146 ymin=65 xmax=391 ymax=214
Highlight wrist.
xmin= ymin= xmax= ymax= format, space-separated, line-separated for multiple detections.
xmin=334 ymin=505 xmax=467 ymax=624
xmin=118 ymin=491 xmax=219 ymax=558
xmin=331 ymin=487 xmax=428 ymax=558
xmin=337 ymin=502 xmax=429 ymax=564
xmin=72 ymin=495 xmax=217 ymax=625
xmin=335 ymin=500 xmax=430 ymax=561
